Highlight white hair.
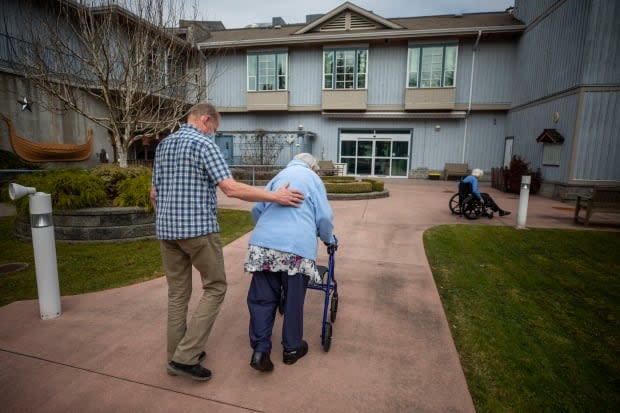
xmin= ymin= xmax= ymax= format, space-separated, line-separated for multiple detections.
xmin=472 ymin=168 xmax=484 ymax=178
xmin=294 ymin=153 xmax=319 ymax=172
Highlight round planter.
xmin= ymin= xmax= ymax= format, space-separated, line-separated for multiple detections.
xmin=14 ymin=207 xmax=155 ymax=242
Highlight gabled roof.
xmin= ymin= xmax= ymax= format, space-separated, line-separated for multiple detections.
xmin=536 ymin=129 xmax=565 ymax=143
xmin=293 ymin=1 xmax=404 ymax=35
xmin=198 ymin=4 xmax=524 ymax=50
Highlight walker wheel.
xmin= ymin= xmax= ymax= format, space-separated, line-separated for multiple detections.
xmin=330 ymin=293 xmax=338 ymax=323
xmin=322 ymin=322 xmax=332 ymax=352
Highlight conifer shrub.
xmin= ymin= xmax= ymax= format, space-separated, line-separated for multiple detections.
xmin=114 ymin=171 xmax=153 ymax=212
xmin=91 ymin=164 xmax=150 ymax=198
xmin=12 ymin=169 xmax=107 ymax=215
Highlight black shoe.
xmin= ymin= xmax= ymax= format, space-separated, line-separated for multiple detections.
xmin=167 ymin=361 xmax=212 ymax=381
xmin=499 ymin=210 xmax=511 ymax=217
xmin=250 ymin=351 xmax=274 ymax=372
xmin=167 ymin=351 xmax=206 ymax=376
xmin=283 ymin=340 xmax=308 ymax=365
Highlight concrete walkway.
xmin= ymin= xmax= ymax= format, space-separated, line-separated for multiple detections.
xmin=0 ymin=180 xmax=617 ymax=413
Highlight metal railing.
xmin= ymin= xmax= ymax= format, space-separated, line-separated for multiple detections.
xmin=229 ymin=165 xmax=285 ymax=186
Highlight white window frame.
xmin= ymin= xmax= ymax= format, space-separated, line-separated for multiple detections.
xmin=247 ymin=51 xmax=288 ymax=91
xmin=323 ymin=48 xmax=368 ymax=90
xmin=407 ymin=44 xmax=458 ymax=88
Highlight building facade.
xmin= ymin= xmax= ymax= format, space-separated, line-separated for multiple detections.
xmin=1 ymin=0 xmax=618 ymax=199
xmin=201 ymin=0 xmax=619 ymax=197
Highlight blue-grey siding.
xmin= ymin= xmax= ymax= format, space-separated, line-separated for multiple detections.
xmin=456 ymin=39 xmax=516 ymax=105
xmin=574 ymin=92 xmax=620 ymax=181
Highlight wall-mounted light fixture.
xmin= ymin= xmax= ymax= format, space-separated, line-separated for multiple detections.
xmin=435 ymin=125 xmax=441 ymax=131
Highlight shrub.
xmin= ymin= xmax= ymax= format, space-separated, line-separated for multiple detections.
xmin=324 ymin=181 xmax=372 ymax=193
xmin=114 ymin=171 xmax=153 ymax=212
xmin=0 ymin=150 xmax=41 ymax=170
xmin=91 ymin=164 xmax=150 ymax=198
xmin=361 ymin=178 xmax=385 ymax=192
xmin=12 ymin=169 xmax=107 ymax=215
xmin=502 ymin=155 xmax=542 ymax=194
xmin=321 ymin=176 xmax=356 ymax=182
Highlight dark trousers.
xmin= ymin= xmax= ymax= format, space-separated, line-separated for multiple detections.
xmin=247 ymin=270 xmax=308 ymax=354
xmin=481 ymin=193 xmax=502 ymax=212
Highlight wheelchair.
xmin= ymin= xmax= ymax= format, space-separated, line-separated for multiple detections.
xmin=449 ymin=181 xmax=494 ymax=220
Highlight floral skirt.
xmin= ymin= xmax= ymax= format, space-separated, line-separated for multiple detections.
xmin=244 ymin=245 xmax=321 ymax=284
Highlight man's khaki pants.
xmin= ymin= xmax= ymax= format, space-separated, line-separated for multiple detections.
xmin=160 ymin=233 xmax=227 ymax=365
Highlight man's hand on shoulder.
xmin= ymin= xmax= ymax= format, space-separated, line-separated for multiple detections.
xmin=274 ymin=182 xmax=304 ymax=207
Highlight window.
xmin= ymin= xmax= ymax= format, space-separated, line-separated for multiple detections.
xmin=247 ymin=52 xmax=288 ymax=91
xmin=407 ymin=45 xmax=457 ymax=88
xmin=542 ymin=143 xmax=561 ymax=166
xmin=323 ymin=48 xmax=368 ymax=89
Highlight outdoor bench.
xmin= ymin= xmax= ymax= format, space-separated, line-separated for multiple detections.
xmin=443 ymin=163 xmax=470 ymax=180
xmin=573 ymin=186 xmax=620 ymax=226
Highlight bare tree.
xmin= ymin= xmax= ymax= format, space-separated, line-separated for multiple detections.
xmin=8 ymin=0 xmax=207 ymax=167
xmin=239 ymin=129 xmax=287 ymax=166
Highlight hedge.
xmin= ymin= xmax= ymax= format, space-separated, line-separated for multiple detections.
xmin=324 ymin=181 xmax=372 ymax=193
xmin=361 ymin=178 xmax=385 ymax=192
xmin=321 ymin=175 xmax=356 ymax=182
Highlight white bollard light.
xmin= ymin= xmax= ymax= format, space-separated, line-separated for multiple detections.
xmin=9 ymin=183 xmax=62 ymax=319
xmin=516 ymin=175 xmax=531 ymax=229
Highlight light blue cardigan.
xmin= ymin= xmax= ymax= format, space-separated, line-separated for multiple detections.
xmin=248 ymin=160 xmax=334 ymax=261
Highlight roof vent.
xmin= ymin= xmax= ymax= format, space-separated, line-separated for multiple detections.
xmin=453 ymin=13 xmax=463 ymax=18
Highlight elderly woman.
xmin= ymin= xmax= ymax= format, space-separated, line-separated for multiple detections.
xmin=461 ymin=168 xmax=511 ymax=216
xmin=244 ymin=153 xmax=335 ymax=373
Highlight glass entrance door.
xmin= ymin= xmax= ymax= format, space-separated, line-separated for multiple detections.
xmin=340 ymin=136 xmax=410 ymax=177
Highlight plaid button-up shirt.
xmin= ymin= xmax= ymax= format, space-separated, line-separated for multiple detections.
xmin=152 ymin=124 xmax=232 ymax=240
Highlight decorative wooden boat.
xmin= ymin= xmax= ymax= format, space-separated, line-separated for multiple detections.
xmin=1 ymin=113 xmax=93 ymax=162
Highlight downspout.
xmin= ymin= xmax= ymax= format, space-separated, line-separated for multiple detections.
xmin=462 ymin=30 xmax=482 ymax=163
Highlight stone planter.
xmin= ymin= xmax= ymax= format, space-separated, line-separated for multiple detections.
xmin=14 ymin=207 xmax=155 ymax=242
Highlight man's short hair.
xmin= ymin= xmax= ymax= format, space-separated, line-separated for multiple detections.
xmin=472 ymin=168 xmax=484 ymax=178
xmin=188 ymin=103 xmax=219 ymax=121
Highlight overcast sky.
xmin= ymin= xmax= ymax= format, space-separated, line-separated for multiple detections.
xmin=193 ymin=0 xmax=514 ymax=29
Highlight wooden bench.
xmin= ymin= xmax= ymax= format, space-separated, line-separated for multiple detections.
xmin=574 ymin=186 xmax=620 ymax=226
xmin=443 ymin=163 xmax=469 ymax=180
xmin=318 ymin=160 xmax=338 ymax=176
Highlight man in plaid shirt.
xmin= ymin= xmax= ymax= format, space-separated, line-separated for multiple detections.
xmin=150 ymin=102 xmax=304 ymax=381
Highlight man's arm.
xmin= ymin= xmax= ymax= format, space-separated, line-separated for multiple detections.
xmin=149 ymin=186 xmax=157 ymax=210
xmin=218 ymin=178 xmax=304 ymax=207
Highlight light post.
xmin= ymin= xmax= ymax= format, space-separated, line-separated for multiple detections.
xmin=516 ymin=175 xmax=531 ymax=229
xmin=9 ymin=183 xmax=62 ymax=319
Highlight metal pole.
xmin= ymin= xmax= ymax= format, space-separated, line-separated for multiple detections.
xmin=517 ymin=175 xmax=531 ymax=229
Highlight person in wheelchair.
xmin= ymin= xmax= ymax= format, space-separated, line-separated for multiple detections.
xmin=461 ymin=168 xmax=511 ymax=217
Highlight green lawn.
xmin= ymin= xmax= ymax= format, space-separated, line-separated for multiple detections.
xmin=424 ymin=225 xmax=620 ymax=412
xmin=0 ymin=209 xmax=254 ymax=307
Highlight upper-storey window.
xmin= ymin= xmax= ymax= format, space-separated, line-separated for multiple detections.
xmin=247 ymin=52 xmax=288 ymax=91
xmin=407 ymin=45 xmax=457 ymax=88
xmin=323 ymin=48 xmax=368 ymax=89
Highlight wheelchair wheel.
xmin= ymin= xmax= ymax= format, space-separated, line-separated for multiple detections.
xmin=322 ymin=322 xmax=332 ymax=352
xmin=462 ymin=196 xmax=483 ymax=220
xmin=449 ymin=193 xmax=461 ymax=215
xmin=330 ymin=292 xmax=338 ymax=323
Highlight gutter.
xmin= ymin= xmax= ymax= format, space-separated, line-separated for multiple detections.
xmin=198 ymin=25 xmax=524 ymax=49
xmin=321 ymin=111 xmax=467 ymax=119
xmin=462 ymin=29 xmax=482 ymax=163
